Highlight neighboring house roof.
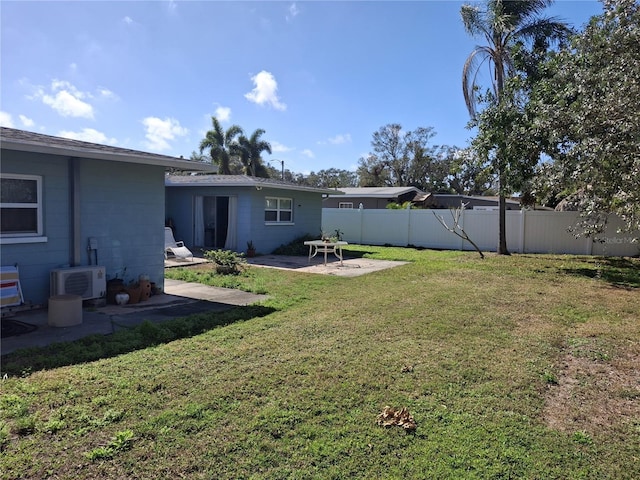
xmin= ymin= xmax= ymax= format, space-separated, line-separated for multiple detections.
xmin=165 ymin=174 xmax=337 ymax=194
xmin=328 ymin=186 xmax=425 ymax=198
xmin=0 ymin=127 xmax=215 ymax=172
xmin=433 ymin=194 xmax=520 ymax=206
xmin=413 ymin=192 xmax=432 ymax=202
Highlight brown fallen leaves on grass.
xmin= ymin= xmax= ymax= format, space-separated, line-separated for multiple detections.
xmin=377 ymin=406 xmax=417 ymax=431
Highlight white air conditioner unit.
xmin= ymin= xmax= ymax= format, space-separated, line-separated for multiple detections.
xmin=50 ymin=266 xmax=106 ymax=300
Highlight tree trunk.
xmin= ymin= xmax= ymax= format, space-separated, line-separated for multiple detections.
xmin=497 ymin=172 xmax=510 ymax=255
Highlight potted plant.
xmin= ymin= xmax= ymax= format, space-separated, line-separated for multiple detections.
xmin=246 ymin=240 xmax=256 ymax=258
xmin=106 ymin=267 xmax=127 ymax=304
xmin=126 ymin=281 xmax=142 ymax=304
xmin=204 ymin=249 xmax=247 ymax=274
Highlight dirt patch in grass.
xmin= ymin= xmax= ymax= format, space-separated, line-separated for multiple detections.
xmin=543 ymin=340 xmax=640 ymax=434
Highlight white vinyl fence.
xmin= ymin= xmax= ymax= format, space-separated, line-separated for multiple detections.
xmin=322 ymin=208 xmax=639 ymax=257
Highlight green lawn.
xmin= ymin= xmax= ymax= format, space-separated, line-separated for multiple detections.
xmin=2 ymin=247 xmax=639 ymax=479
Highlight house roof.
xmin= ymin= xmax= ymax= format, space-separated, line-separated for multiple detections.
xmin=327 ymin=186 xmax=425 ymax=198
xmin=0 ymin=127 xmax=215 ymax=172
xmin=432 ymin=194 xmax=521 ymax=206
xmin=413 ymin=192 xmax=433 ymax=202
xmin=165 ymin=174 xmax=337 ymax=194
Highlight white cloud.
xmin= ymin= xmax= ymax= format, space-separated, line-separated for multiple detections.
xmin=122 ymin=16 xmax=142 ymax=28
xmin=98 ymin=87 xmax=116 ymax=99
xmin=28 ymin=80 xmax=115 ymax=118
xmin=286 ymin=3 xmax=300 ymax=22
xmin=19 ymin=115 xmax=34 ymax=127
xmin=0 ymin=111 xmax=15 ymax=127
xmin=244 ymin=70 xmax=286 ymax=111
xmin=42 ymin=90 xmax=94 ymax=118
xmin=142 ymin=116 xmax=188 ymax=151
xmin=50 ymin=79 xmax=86 ymax=97
xmin=301 ymin=149 xmax=314 ymax=158
xmin=35 ymin=80 xmax=94 ymax=118
xmin=326 ymin=133 xmax=352 ymax=145
xmin=215 ymin=106 xmax=231 ymax=122
xmin=271 ymin=141 xmax=293 ymax=153
xmin=58 ymin=128 xmax=117 ymax=145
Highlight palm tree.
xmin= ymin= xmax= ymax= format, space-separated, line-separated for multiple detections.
xmin=199 ymin=117 xmax=243 ymax=175
xmin=461 ymin=0 xmax=568 ymax=254
xmin=239 ymin=129 xmax=272 ymax=178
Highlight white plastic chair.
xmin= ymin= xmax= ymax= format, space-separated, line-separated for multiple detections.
xmin=164 ymin=227 xmax=193 ymax=261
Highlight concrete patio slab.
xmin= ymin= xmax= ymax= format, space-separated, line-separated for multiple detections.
xmin=166 ymin=252 xmax=408 ymax=278
xmin=246 ymin=255 xmax=407 ymax=277
xmin=1 ymin=279 xmax=268 ymax=356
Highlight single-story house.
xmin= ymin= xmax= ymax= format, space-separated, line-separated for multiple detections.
xmin=0 ymin=127 xmax=214 ymax=307
xmin=423 ymin=194 xmax=521 ymax=210
xmin=324 ymin=188 xmax=521 ymax=211
xmin=165 ymin=175 xmax=336 ymax=254
xmin=323 ymin=187 xmax=425 ymax=209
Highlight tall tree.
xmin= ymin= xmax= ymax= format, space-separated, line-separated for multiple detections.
xmin=531 ymin=0 xmax=640 ymax=236
xmin=199 ymin=117 xmax=243 ymax=175
xmin=301 ymin=168 xmax=358 ymax=188
xmin=356 ymin=124 xmax=439 ymax=188
xmin=238 ymin=129 xmax=272 ymax=177
xmin=448 ymin=147 xmax=497 ymax=195
xmin=356 ymin=154 xmax=392 ymax=187
xmin=189 ymin=150 xmax=211 ymax=163
xmin=461 ymin=0 xmax=569 ymax=254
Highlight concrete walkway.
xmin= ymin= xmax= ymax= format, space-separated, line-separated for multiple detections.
xmin=1 ymin=279 xmax=268 ymax=356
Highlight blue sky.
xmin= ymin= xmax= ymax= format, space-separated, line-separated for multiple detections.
xmin=1 ymin=1 xmax=603 ymax=174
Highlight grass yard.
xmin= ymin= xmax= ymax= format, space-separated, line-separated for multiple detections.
xmin=1 ymin=247 xmax=639 ymax=479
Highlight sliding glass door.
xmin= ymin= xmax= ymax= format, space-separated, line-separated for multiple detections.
xmin=193 ymin=195 xmax=236 ymax=250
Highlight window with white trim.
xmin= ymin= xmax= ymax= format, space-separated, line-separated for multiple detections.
xmin=265 ymin=197 xmax=293 ymax=223
xmin=1 ymin=174 xmax=43 ymax=237
xmin=339 ymin=202 xmax=354 ymax=209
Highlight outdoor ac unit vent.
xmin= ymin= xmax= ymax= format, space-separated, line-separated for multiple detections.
xmin=50 ymin=266 xmax=106 ymax=300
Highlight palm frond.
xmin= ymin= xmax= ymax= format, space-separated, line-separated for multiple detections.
xmin=224 ymin=125 xmax=244 ymax=144
xmin=461 ymin=0 xmax=569 ymax=119
xmin=500 ymin=0 xmax=555 ymax=20
xmin=249 ymin=128 xmax=266 ymax=143
xmin=210 ymin=117 xmax=225 ymax=139
xmin=199 ymin=117 xmax=245 ymax=175
xmin=236 ymin=128 xmax=273 ymax=177
xmin=516 ymin=17 xmax=572 ymax=44
xmin=463 ymin=46 xmax=496 ymax=117
xmin=461 ymin=4 xmax=485 ymax=36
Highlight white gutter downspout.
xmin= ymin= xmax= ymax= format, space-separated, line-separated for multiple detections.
xmin=70 ymin=157 xmax=82 ymax=266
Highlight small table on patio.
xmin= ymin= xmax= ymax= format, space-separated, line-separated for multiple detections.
xmin=304 ymin=240 xmax=348 ymax=266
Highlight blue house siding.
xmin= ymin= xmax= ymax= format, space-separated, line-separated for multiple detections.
xmin=166 ymin=184 xmax=325 ymax=255
xmin=165 ymin=186 xmax=197 ymax=247
xmin=247 ymin=188 xmax=324 ymax=253
xmin=79 ymin=160 xmax=166 ymax=290
xmin=1 ymin=152 xmax=166 ymax=305
xmin=1 ymin=150 xmax=71 ymax=305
